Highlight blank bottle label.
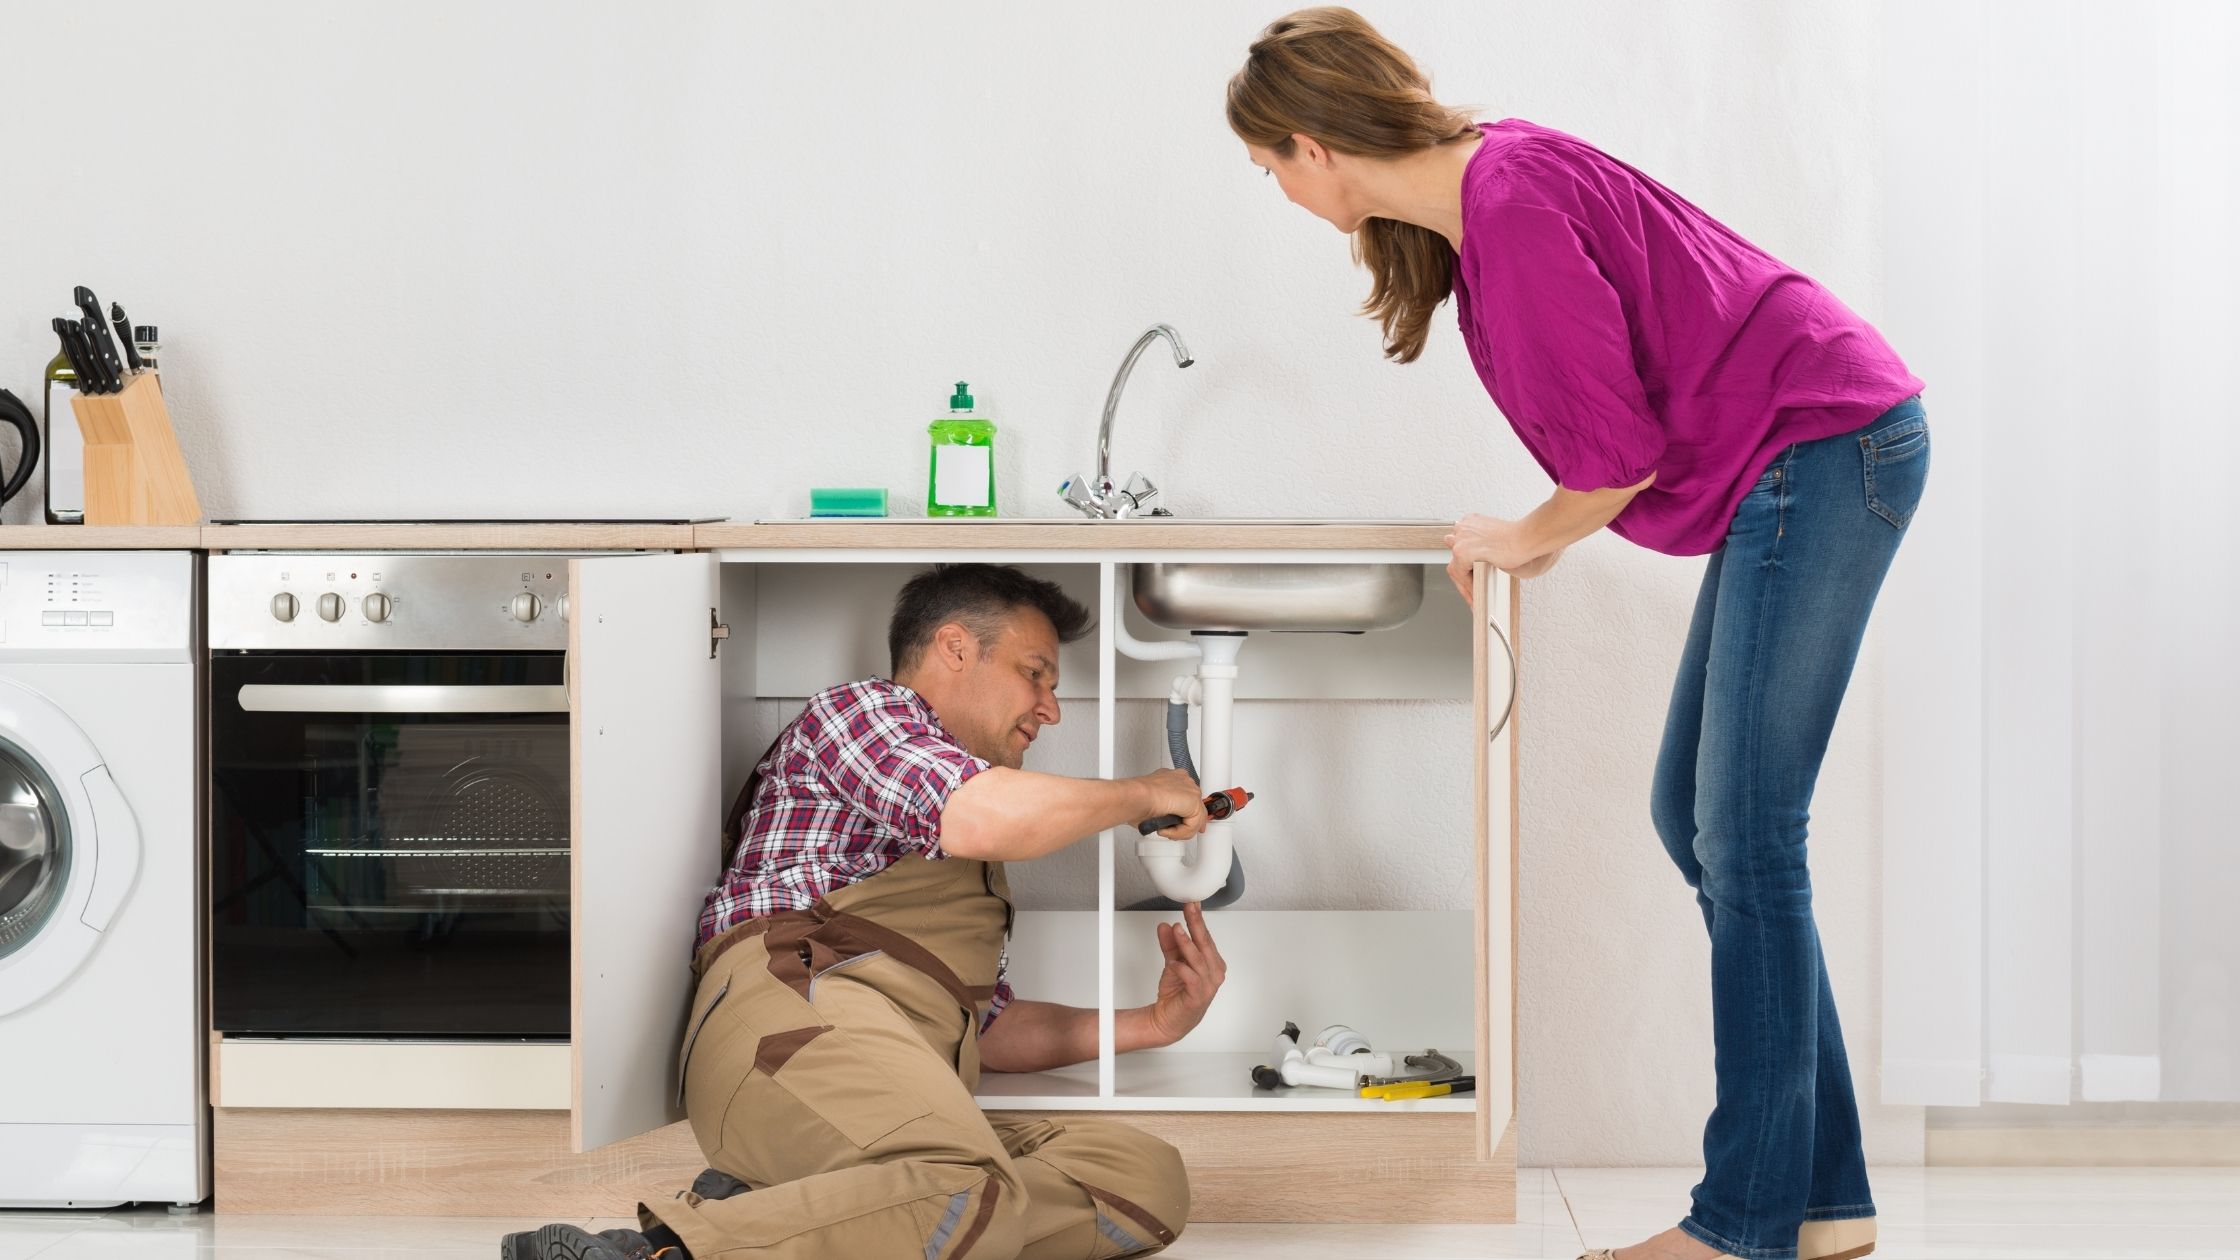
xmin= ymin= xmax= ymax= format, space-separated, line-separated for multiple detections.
xmin=48 ymin=384 xmax=84 ymax=518
xmin=934 ymin=444 xmax=992 ymax=508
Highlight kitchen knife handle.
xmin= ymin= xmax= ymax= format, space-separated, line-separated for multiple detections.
xmin=81 ymin=318 xmax=113 ymax=393
xmin=57 ymin=318 xmax=99 ymax=393
xmin=110 ymin=302 xmax=145 ymax=372
xmin=76 ymin=317 xmax=118 ymax=393
xmin=69 ymin=320 xmax=102 ymax=394
xmin=51 ymin=318 xmax=89 ymax=384
xmin=73 ymin=286 xmax=125 ymax=378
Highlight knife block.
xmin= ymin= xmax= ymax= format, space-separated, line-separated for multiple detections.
xmin=68 ymin=369 xmax=201 ymax=525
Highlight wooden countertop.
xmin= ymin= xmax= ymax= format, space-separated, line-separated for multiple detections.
xmin=199 ymin=522 xmax=699 ymax=552
xmin=0 ymin=525 xmax=205 ymax=549
xmin=0 ymin=519 xmax=1453 ymax=552
xmin=696 ymin=519 xmax=1453 ymax=551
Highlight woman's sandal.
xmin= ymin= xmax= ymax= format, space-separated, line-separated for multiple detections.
xmin=1576 ymin=1217 xmax=1874 ymax=1260
xmin=1799 ymin=1215 xmax=1877 ymax=1260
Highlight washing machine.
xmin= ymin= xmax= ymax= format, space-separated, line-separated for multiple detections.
xmin=0 ymin=551 xmax=205 ymax=1209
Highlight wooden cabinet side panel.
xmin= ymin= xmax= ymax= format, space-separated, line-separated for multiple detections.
xmin=1473 ymin=564 xmax=1493 ymax=1160
xmin=1511 ymin=571 xmax=1523 ymax=1118
xmin=1472 ymin=566 xmax=1520 ymax=1160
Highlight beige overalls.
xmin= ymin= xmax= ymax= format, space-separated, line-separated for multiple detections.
xmin=643 ymin=852 xmax=1190 ymax=1259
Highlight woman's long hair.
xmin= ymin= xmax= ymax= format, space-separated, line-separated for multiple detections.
xmin=1226 ymin=7 xmax=1479 ymax=364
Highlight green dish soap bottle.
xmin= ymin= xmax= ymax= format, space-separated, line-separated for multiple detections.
xmin=926 ymin=380 xmax=997 ymax=517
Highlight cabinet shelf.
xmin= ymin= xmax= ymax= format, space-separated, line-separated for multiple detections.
xmin=974 ymin=1051 xmax=1475 ymax=1113
xmin=972 ymin=1061 xmax=1102 ymax=1110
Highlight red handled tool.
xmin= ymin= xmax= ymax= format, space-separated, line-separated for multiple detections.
xmin=1138 ymin=787 xmax=1253 ymax=835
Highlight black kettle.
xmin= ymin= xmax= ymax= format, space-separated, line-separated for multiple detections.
xmin=0 ymin=390 xmax=42 ymax=509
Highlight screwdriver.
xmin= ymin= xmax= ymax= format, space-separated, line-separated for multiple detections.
xmin=1138 ymin=787 xmax=1253 ymax=835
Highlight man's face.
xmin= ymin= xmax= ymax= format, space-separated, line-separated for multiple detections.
xmin=952 ymin=609 xmax=1063 ymax=770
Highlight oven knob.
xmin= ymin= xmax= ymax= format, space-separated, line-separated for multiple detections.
xmin=318 ymin=592 xmax=346 ymax=622
xmin=363 ymin=592 xmax=393 ymax=623
xmin=510 ymin=592 xmax=543 ymax=623
xmin=271 ymin=592 xmax=299 ymax=623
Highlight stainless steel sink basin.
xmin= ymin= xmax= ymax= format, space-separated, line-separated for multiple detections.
xmin=1131 ymin=562 xmax=1424 ymax=632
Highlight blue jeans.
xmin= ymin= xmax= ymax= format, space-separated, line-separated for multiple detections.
xmin=1651 ymin=397 xmax=1928 ymax=1259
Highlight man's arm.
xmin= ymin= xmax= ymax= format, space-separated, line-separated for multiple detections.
xmin=975 ymin=1001 xmax=1173 ymax=1073
xmin=980 ymin=903 xmax=1228 ymax=1073
xmin=939 ymin=766 xmax=1206 ymax=862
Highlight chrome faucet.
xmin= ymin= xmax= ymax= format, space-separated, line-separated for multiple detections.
xmin=1059 ymin=323 xmax=1193 ymax=519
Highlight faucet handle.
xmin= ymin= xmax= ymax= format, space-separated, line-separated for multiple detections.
xmin=1119 ymin=473 xmax=1160 ymax=517
xmin=1058 ymin=475 xmax=1101 ymax=517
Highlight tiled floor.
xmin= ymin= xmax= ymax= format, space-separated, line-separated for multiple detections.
xmin=0 ymin=1166 xmax=2233 ymax=1258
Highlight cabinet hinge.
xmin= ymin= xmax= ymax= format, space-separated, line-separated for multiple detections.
xmin=710 ymin=608 xmax=731 ymax=659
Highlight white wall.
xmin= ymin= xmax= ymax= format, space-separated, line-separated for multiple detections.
xmin=1 ymin=1 xmax=1918 ymax=1166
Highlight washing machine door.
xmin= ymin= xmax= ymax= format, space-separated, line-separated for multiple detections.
xmin=0 ymin=678 xmax=141 ymax=1018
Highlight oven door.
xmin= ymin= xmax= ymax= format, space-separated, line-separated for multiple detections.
xmin=210 ymin=652 xmax=570 ymax=1038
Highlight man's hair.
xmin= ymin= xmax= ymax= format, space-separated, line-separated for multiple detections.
xmin=888 ymin=564 xmax=1094 ymax=675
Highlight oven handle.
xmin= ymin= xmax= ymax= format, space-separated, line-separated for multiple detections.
xmin=234 ymin=684 xmax=570 ymax=714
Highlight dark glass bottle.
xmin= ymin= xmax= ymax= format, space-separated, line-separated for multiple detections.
xmin=42 ymin=347 xmax=82 ymax=524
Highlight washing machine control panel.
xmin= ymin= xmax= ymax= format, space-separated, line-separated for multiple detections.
xmin=0 ymin=552 xmax=196 ymax=654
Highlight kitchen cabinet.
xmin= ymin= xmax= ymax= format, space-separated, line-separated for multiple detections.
xmin=568 ymin=551 xmax=723 ymax=1152
xmin=205 ymin=523 xmax=1519 ymax=1223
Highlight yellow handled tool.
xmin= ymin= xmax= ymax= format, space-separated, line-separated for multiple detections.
xmin=1361 ymin=1074 xmax=1476 ymax=1101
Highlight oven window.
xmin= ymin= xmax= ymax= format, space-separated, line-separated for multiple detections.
xmin=211 ymin=653 xmax=571 ymax=1038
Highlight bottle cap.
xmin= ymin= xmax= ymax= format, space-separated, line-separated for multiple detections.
xmin=949 ymin=381 xmax=973 ymax=411
xmin=133 ymin=325 xmax=158 ymax=342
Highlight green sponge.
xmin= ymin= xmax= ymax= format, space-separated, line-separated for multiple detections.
xmin=809 ymin=487 xmax=889 ymax=518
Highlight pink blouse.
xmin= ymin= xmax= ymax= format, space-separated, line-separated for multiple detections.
xmin=1452 ymin=120 xmax=1923 ymax=556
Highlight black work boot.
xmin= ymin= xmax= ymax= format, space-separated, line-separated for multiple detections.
xmin=499 ymin=1223 xmax=680 ymax=1260
xmin=687 ymin=1168 xmax=751 ymax=1201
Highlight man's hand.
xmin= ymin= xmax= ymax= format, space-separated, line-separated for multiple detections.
xmin=980 ymin=904 xmax=1228 ymax=1071
xmin=1136 ymin=768 xmax=1208 ymax=840
xmin=1144 ymin=903 xmax=1226 ymax=1045
xmin=941 ymin=765 xmax=1206 ymax=862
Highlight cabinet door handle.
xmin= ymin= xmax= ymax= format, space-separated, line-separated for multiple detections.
xmin=1487 ymin=612 xmax=1517 ymax=742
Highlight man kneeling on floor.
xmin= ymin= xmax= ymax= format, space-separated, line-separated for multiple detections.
xmin=508 ymin=563 xmax=1223 ymax=1260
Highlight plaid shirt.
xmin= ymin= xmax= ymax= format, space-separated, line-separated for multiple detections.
xmin=697 ymin=679 xmax=1013 ymax=1028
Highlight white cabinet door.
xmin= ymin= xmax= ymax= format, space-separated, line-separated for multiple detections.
xmin=1474 ymin=564 xmax=1519 ymax=1160
xmin=569 ymin=552 xmax=722 ymax=1152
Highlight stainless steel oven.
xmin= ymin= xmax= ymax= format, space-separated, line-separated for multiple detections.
xmin=208 ymin=554 xmax=575 ymax=1039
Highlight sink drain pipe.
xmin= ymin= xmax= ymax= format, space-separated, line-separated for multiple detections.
xmin=1116 ymin=577 xmax=1246 ymax=908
